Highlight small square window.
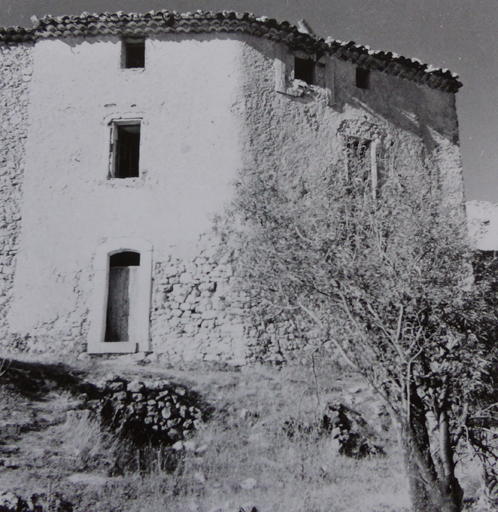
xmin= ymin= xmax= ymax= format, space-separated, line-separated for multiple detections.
xmin=110 ymin=122 xmax=141 ymax=179
xmin=295 ymin=56 xmax=316 ymax=85
xmin=356 ymin=67 xmax=370 ymax=89
xmin=123 ymin=39 xmax=145 ymax=69
xmin=275 ymin=48 xmax=333 ymax=99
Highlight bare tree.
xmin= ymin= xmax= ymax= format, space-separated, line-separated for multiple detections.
xmin=218 ymin=148 xmax=498 ymax=512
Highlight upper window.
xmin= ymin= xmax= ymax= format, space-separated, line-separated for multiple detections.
xmin=345 ymin=137 xmax=384 ymax=199
xmin=123 ymin=39 xmax=145 ymax=69
xmin=356 ymin=67 xmax=370 ymax=89
xmin=295 ymin=57 xmax=315 ymax=84
xmin=346 ymin=138 xmax=372 ymax=190
xmin=275 ymin=47 xmax=334 ymax=104
xmin=294 ymin=55 xmax=326 ymax=86
xmin=110 ymin=121 xmax=141 ymax=179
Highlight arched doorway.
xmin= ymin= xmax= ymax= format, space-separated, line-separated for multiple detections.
xmin=88 ymin=238 xmax=153 ymax=354
xmin=105 ymin=251 xmax=140 ymax=342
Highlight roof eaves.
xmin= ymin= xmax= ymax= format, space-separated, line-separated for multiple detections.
xmin=0 ymin=10 xmax=462 ymax=92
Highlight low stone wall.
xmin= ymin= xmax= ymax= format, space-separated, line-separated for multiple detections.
xmin=99 ymin=376 xmax=203 ymax=446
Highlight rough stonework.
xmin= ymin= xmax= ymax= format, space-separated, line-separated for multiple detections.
xmin=150 ymin=236 xmax=248 ymax=363
xmin=0 ymin=44 xmax=33 ymax=341
xmin=0 ymin=11 xmax=465 ymax=363
xmin=98 ymin=377 xmax=204 ymax=446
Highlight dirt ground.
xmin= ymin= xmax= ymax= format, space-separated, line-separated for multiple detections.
xmin=0 ymin=354 xmax=483 ymax=512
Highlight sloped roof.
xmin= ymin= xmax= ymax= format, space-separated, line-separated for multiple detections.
xmin=0 ymin=10 xmax=462 ymax=93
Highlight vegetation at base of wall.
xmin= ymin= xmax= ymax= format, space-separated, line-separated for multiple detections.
xmin=0 ymin=356 xmax=408 ymax=512
xmin=0 ymin=356 xmax=493 ymax=512
xmin=216 ymin=146 xmax=498 ymax=512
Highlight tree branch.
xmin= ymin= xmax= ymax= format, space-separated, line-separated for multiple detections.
xmin=297 ymin=301 xmax=359 ymax=371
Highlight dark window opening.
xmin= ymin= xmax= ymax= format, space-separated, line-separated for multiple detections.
xmin=113 ymin=123 xmax=140 ymax=178
xmin=356 ymin=67 xmax=370 ymax=89
xmin=105 ymin=251 xmax=140 ymax=342
xmin=295 ymin=56 xmax=316 ymax=85
xmin=346 ymin=138 xmax=372 ymax=191
xmin=123 ymin=39 xmax=145 ymax=68
xmin=110 ymin=251 xmax=140 ymax=267
xmin=347 ymin=138 xmax=371 ymax=164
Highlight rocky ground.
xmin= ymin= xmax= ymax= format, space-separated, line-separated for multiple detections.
xmin=0 ymin=354 xmax=485 ymax=512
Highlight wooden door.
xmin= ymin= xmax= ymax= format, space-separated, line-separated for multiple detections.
xmin=105 ymin=266 xmax=130 ymax=341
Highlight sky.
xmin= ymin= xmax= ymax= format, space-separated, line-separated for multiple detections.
xmin=1 ymin=0 xmax=498 ymax=203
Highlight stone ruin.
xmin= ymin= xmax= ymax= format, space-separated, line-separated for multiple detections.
xmin=0 ymin=11 xmax=464 ymax=364
xmin=283 ymin=400 xmax=388 ymax=458
xmin=97 ymin=376 xmax=204 ymax=447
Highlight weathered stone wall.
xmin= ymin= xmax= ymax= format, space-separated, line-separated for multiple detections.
xmin=332 ymin=53 xmax=464 ymax=210
xmin=5 ymin=35 xmax=245 ymax=357
xmin=0 ymin=32 xmax=464 ymax=362
xmin=0 ymin=44 xmax=32 ymax=342
xmin=238 ymin=37 xmax=463 ymax=207
xmin=232 ymin=35 xmax=465 ymax=361
xmin=150 ymin=235 xmax=249 ymax=364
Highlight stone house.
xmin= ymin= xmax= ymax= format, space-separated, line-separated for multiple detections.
xmin=0 ymin=11 xmax=464 ymax=363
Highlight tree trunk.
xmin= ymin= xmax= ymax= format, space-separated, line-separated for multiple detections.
xmin=401 ymin=424 xmax=439 ymax=512
xmin=400 ymin=390 xmax=463 ymax=512
xmin=401 ymin=431 xmax=462 ymax=512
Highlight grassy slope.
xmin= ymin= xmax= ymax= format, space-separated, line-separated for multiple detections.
xmin=0 ymin=355 xmax=481 ymax=512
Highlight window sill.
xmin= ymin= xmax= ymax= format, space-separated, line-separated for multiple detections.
xmin=277 ymin=81 xmax=331 ymax=103
xmin=104 ymin=176 xmax=146 ymax=187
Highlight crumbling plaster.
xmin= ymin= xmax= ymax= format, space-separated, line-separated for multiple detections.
xmin=0 ymin=43 xmax=33 ymax=343
xmin=1 ymin=31 xmax=465 ymax=362
xmin=235 ymin=36 xmax=464 ymax=360
xmin=7 ymin=35 xmax=245 ymax=356
xmin=239 ymin=36 xmax=463 ymax=207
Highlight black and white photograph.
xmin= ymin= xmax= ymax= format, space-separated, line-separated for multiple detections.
xmin=0 ymin=1 xmax=497 ymax=510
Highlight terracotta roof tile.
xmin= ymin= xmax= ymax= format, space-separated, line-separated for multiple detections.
xmin=0 ymin=10 xmax=461 ymax=93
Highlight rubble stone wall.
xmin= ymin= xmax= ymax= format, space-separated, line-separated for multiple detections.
xmin=99 ymin=377 xmax=203 ymax=444
xmin=0 ymin=43 xmax=33 ymax=340
xmin=0 ymin=33 xmax=465 ymax=363
xmin=150 ymin=238 xmax=248 ymax=364
xmin=232 ymin=36 xmax=465 ymax=362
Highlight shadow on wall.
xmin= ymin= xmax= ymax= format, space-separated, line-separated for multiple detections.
xmin=339 ymin=69 xmax=459 ymax=150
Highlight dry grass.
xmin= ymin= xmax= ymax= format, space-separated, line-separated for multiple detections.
xmin=43 ymin=360 xmax=412 ymax=511
xmin=2 ymin=355 xmax=486 ymax=511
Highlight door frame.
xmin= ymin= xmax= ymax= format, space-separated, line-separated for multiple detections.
xmin=87 ymin=238 xmax=153 ymax=354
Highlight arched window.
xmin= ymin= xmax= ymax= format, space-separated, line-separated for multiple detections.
xmin=88 ymin=239 xmax=152 ymax=354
